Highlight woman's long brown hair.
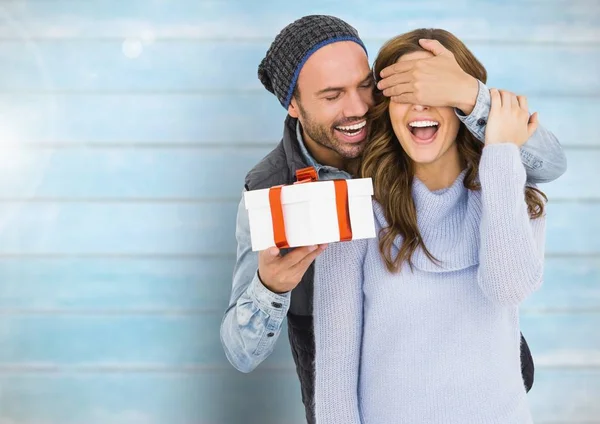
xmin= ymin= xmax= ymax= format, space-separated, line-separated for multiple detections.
xmin=359 ymin=28 xmax=546 ymax=273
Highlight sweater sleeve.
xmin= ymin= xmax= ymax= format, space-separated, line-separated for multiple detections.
xmin=313 ymin=237 xmax=367 ymax=424
xmin=477 ymin=143 xmax=546 ymax=306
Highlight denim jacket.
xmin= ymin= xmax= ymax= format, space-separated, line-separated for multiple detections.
xmin=219 ymin=80 xmax=567 ymax=373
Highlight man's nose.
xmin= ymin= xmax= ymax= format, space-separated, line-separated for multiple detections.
xmin=344 ymin=91 xmax=369 ymax=118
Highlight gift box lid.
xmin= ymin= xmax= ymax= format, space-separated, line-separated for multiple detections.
xmin=243 ymin=177 xmax=373 ymax=210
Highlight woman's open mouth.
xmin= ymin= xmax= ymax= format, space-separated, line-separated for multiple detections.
xmin=408 ymin=120 xmax=439 ymax=145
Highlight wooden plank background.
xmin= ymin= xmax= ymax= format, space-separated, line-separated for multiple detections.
xmin=0 ymin=0 xmax=598 ymax=423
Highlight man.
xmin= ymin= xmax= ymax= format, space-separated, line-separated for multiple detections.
xmin=220 ymin=15 xmax=566 ymax=424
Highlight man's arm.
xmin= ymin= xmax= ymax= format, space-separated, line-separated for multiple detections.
xmin=456 ymin=80 xmax=567 ymax=184
xmin=219 ymin=195 xmax=290 ymax=373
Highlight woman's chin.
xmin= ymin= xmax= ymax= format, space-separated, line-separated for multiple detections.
xmin=402 ymin=145 xmax=441 ymax=165
xmin=409 ymin=154 xmax=439 ymax=165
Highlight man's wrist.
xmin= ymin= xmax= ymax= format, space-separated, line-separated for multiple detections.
xmin=257 ymin=270 xmax=286 ymax=295
xmin=251 ymin=271 xmax=291 ymax=316
xmin=455 ymin=75 xmax=479 ymax=115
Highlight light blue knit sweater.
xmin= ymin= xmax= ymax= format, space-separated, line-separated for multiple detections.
xmin=313 ymin=143 xmax=546 ymax=424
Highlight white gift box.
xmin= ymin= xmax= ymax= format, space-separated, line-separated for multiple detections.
xmin=243 ymin=168 xmax=376 ymax=252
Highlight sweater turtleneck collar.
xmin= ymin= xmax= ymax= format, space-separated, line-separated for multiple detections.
xmin=373 ymin=169 xmax=482 ymax=273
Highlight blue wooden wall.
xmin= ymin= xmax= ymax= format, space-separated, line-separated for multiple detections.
xmin=0 ymin=1 xmax=598 ymax=423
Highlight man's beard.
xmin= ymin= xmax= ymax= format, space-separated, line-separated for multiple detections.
xmin=297 ymin=102 xmax=366 ymax=160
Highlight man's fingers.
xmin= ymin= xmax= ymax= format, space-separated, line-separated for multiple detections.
xmin=382 ymin=82 xmax=413 ymax=98
xmin=260 ymin=246 xmax=281 ymax=263
xmin=418 ymin=38 xmax=450 ymax=56
xmin=290 ymin=244 xmax=327 ymax=275
xmin=379 ymin=60 xmax=417 ymax=80
xmin=377 ymin=72 xmax=413 ymax=91
xmin=278 ymin=245 xmax=320 ymax=267
xmin=390 ymin=93 xmax=418 ymax=104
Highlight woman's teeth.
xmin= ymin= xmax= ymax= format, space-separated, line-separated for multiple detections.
xmin=408 ymin=120 xmax=439 ymax=129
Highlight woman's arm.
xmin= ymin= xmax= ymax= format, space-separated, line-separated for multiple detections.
xmin=456 ymin=80 xmax=567 ymax=184
xmin=313 ymin=238 xmax=367 ymax=423
xmin=477 ymin=143 xmax=546 ymax=306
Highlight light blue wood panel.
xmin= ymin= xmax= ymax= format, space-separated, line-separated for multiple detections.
xmin=520 ymin=313 xmax=600 ymax=368
xmin=538 ymin=97 xmax=600 ymax=148
xmin=528 ymin=369 xmax=600 ymax=423
xmin=0 ymin=370 xmax=305 ymax=424
xmin=0 ymin=257 xmax=597 ymax=312
xmin=0 ymin=202 xmax=597 ymax=255
xmin=538 ymin=149 xmax=599 ymax=199
xmin=0 ymin=93 xmax=595 ymax=146
xmin=0 ymin=370 xmax=597 ymax=423
xmin=0 ymin=41 xmax=597 ymax=94
xmin=0 ymin=147 xmax=261 ymax=200
xmin=0 ymin=313 xmax=595 ymax=367
xmin=0 ymin=0 xmax=597 ymax=42
xmin=0 ymin=93 xmax=287 ymax=144
xmin=0 ymin=202 xmax=237 ymax=255
xmin=0 ymin=257 xmax=235 ymax=311
xmin=523 ymin=258 xmax=600 ymax=312
xmin=545 ymin=203 xmax=600 ymax=255
xmin=0 ymin=314 xmax=293 ymax=366
xmin=1 ymin=147 xmax=591 ymax=200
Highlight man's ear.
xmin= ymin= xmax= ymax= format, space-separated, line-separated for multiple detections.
xmin=288 ymin=98 xmax=300 ymax=118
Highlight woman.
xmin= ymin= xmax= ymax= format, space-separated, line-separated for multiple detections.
xmin=313 ymin=28 xmax=547 ymax=424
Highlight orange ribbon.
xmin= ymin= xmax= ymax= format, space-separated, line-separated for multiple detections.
xmin=334 ymin=179 xmax=353 ymax=242
xmin=268 ymin=166 xmax=353 ymax=249
xmin=268 ymin=185 xmax=288 ymax=248
xmin=295 ymin=167 xmax=318 ymax=183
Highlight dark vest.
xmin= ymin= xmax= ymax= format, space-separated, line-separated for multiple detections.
xmin=244 ymin=115 xmax=534 ymax=424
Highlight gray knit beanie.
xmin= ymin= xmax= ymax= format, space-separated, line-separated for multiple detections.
xmin=258 ymin=15 xmax=368 ymax=109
